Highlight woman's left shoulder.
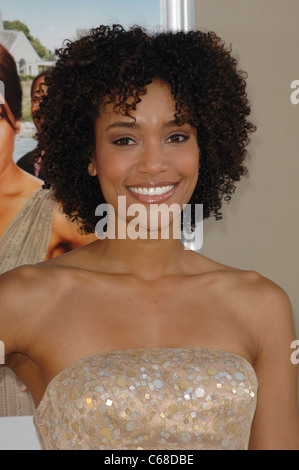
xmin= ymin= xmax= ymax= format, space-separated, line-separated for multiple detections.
xmin=234 ymin=269 xmax=291 ymax=309
xmin=225 ymin=268 xmax=294 ymax=333
xmin=190 ymin=253 xmax=292 ymax=322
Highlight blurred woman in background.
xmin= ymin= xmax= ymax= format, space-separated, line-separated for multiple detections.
xmin=16 ymin=68 xmax=52 ymax=179
xmin=0 ymin=43 xmax=95 ymax=417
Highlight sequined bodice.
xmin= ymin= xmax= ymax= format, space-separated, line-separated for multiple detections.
xmin=34 ymin=348 xmax=258 ymax=450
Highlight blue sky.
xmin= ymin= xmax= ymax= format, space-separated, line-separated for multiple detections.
xmin=1 ymin=0 xmax=161 ymax=51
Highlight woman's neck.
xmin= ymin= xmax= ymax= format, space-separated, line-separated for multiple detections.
xmin=0 ymin=158 xmax=41 ymax=196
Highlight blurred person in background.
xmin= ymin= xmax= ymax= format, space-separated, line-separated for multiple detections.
xmin=0 ymin=43 xmax=96 ymax=418
xmin=16 ymin=69 xmax=53 ymax=179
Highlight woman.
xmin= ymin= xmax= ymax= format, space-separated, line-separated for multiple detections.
xmin=0 ymin=44 xmax=95 ymax=417
xmin=0 ymin=26 xmax=298 ymax=449
xmin=16 ymin=68 xmax=52 ymax=179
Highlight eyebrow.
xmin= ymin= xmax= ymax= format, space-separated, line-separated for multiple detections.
xmin=105 ymin=119 xmax=185 ymax=131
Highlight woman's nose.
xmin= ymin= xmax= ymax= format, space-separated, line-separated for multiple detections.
xmin=136 ymin=142 xmax=168 ymax=175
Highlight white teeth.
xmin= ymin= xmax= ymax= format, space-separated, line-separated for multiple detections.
xmin=129 ymin=185 xmax=174 ymax=196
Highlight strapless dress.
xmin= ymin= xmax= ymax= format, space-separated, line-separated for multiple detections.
xmin=34 ymin=348 xmax=258 ymax=450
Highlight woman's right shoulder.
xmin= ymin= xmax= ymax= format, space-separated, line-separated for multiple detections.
xmin=0 ymin=262 xmax=69 ymax=314
xmin=0 ymin=265 xmax=48 ymax=312
xmin=0 ymin=265 xmax=46 ymax=359
xmin=0 ymin=263 xmax=70 ymax=358
xmin=0 ymin=258 xmax=87 ymax=310
xmin=0 ymin=263 xmax=50 ymax=284
xmin=0 ymin=264 xmax=38 ymax=290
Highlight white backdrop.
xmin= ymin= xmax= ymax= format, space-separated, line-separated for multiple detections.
xmin=0 ymin=417 xmax=41 ymax=450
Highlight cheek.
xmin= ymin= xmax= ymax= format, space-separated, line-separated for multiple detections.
xmin=98 ymin=156 xmax=125 ymax=183
xmin=177 ymin=149 xmax=200 ymax=179
xmin=96 ymin=148 xmax=132 ymax=196
xmin=0 ymin=125 xmax=15 ymax=155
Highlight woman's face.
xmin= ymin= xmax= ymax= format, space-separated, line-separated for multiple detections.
xmin=91 ymin=80 xmax=200 ymax=234
xmin=0 ymin=101 xmax=20 ymax=173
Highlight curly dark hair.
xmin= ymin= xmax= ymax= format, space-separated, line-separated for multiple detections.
xmin=37 ymin=24 xmax=256 ymax=234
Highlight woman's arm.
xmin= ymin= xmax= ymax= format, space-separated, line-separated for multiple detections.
xmin=249 ymin=281 xmax=299 ymax=450
xmin=0 ymin=267 xmax=31 ymax=363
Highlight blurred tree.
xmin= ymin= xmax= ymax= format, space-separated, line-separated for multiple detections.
xmin=4 ymin=20 xmax=55 ymax=60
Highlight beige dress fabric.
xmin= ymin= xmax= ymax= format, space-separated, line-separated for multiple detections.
xmin=34 ymin=348 xmax=258 ymax=450
xmin=0 ymin=186 xmax=56 ymax=417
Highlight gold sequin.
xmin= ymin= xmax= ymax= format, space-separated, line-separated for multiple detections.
xmin=34 ymin=348 xmax=258 ymax=450
xmin=71 ymin=422 xmax=79 ymax=432
xmin=207 ymin=367 xmax=217 ymax=376
xmin=178 ymin=381 xmax=189 ymax=390
xmin=168 ymin=404 xmax=179 ymax=415
xmin=117 ymin=378 xmax=126 ymax=387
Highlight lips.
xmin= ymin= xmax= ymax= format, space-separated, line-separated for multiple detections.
xmin=127 ymin=182 xmax=179 ymax=203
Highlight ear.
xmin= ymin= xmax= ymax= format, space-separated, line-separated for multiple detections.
xmin=88 ymin=157 xmax=97 ymax=177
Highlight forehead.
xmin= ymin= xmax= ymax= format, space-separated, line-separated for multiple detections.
xmin=32 ymin=76 xmax=48 ymax=95
xmin=98 ymin=81 xmax=178 ymax=124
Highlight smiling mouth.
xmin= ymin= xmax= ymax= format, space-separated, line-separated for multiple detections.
xmin=128 ymin=184 xmax=175 ymax=196
xmin=127 ymin=182 xmax=179 ymax=203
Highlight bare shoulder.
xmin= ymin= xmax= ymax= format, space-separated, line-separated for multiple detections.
xmin=202 ymin=263 xmax=299 ymax=449
xmin=226 ymin=267 xmax=291 ymax=304
xmin=0 ymin=264 xmax=40 ymax=308
xmin=244 ymin=271 xmax=295 ymax=356
xmin=0 ymin=264 xmax=59 ymax=322
xmin=0 ymin=260 xmax=70 ymax=320
xmin=0 ymin=265 xmax=46 ymax=357
xmin=0 ymin=262 xmax=57 ymax=290
xmin=192 ymin=253 xmax=295 ymax=354
xmin=219 ymin=267 xmax=294 ymax=340
xmin=197 ymin=253 xmax=292 ymax=322
xmin=231 ymin=269 xmax=293 ymax=330
xmin=228 ymin=273 xmax=299 ymax=449
xmin=0 ymin=260 xmax=84 ymax=362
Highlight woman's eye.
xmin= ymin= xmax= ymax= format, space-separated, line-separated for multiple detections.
xmin=113 ymin=137 xmax=135 ymax=146
xmin=167 ymin=134 xmax=189 ymax=143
